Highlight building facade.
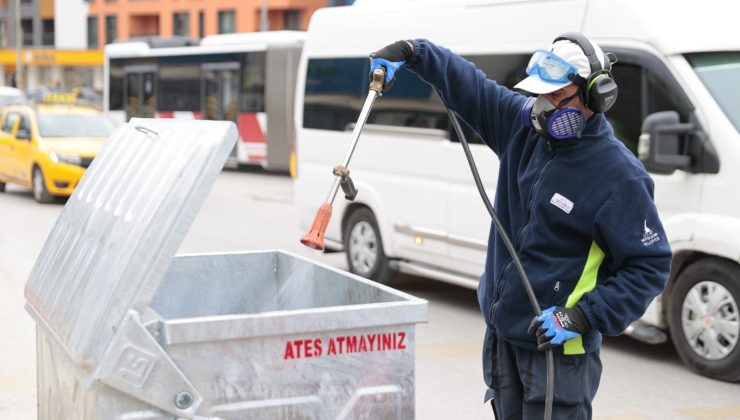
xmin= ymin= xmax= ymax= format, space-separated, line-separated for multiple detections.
xmin=86 ymin=0 xmax=327 ymax=48
xmin=0 ymin=0 xmax=102 ymax=91
xmin=0 ymin=0 xmax=339 ymax=92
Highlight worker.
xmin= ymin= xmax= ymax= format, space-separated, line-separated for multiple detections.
xmin=369 ymin=33 xmax=672 ymax=419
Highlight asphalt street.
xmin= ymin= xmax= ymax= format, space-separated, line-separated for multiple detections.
xmin=1 ymin=169 xmax=738 ymax=419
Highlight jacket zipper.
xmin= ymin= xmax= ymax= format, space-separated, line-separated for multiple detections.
xmin=515 ymin=148 xmax=557 ymax=249
xmin=491 ymin=145 xmax=557 ymax=323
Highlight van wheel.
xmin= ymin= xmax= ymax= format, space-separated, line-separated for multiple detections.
xmin=32 ymin=167 xmax=54 ymax=204
xmin=668 ymin=258 xmax=740 ymax=381
xmin=343 ymin=207 xmax=396 ymax=285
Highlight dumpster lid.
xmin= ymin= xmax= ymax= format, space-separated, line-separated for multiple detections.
xmin=24 ymin=118 xmax=237 ymax=372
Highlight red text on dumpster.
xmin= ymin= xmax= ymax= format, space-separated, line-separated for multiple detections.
xmin=283 ymin=332 xmax=407 ymax=360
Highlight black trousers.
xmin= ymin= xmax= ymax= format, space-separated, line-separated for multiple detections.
xmin=488 ymin=334 xmax=602 ymax=420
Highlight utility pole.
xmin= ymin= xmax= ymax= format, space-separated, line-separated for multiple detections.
xmin=14 ymin=0 xmax=24 ymax=90
xmin=260 ymin=0 xmax=269 ymax=32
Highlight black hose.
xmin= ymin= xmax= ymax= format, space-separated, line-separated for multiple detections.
xmin=444 ymin=105 xmax=555 ymax=420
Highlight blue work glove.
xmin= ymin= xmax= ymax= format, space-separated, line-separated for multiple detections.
xmin=527 ymin=306 xmax=591 ymax=351
xmin=370 ymin=40 xmax=413 ymax=91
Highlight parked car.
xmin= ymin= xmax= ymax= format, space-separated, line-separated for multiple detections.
xmin=0 ymin=102 xmax=116 ymax=202
xmin=0 ymin=86 xmax=28 ymax=106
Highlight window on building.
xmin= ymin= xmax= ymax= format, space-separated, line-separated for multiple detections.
xmin=130 ymin=15 xmax=159 ymax=37
xmin=87 ymin=17 xmax=98 ymax=48
xmin=284 ymin=10 xmax=302 ymax=30
xmin=21 ymin=19 xmax=33 ymax=46
xmin=173 ymin=12 xmax=189 ymax=37
xmin=42 ymin=19 xmax=54 ymax=46
xmin=218 ymin=11 xmax=236 ymax=34
xmin=105 ymin=15 xmax=117 ymax=45
xmin=198 ymin=11 xmax=205 ymax=38
xmin=328 ymin=0 xmax=355 ymax=5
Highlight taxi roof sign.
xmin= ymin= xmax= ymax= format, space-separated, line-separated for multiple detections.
xmin=43 ymin=89 xmax=80 ymax=104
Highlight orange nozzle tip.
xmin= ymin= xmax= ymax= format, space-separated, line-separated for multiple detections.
xmin=300 ymin=237 xmax=324 ymax=251
xmin=300 ymin=203 xmax=332 ymax=251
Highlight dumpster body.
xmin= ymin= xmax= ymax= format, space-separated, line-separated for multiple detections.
xmin=25 ymin=118 xmax=427 ymax=419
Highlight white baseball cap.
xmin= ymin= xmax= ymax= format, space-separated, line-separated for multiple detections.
xmin=514 ymin=39 xmax=607 ymax=95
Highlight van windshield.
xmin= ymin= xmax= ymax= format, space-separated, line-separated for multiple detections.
xmin=686 ymin=52 xmax=740 ymax=133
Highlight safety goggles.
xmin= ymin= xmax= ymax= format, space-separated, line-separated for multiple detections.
xmin=525 ymin=49 xmax=579 ymax=84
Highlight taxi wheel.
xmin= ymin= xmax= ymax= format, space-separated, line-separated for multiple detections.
xmin=32 ymin=167 xmax=55 ymax=204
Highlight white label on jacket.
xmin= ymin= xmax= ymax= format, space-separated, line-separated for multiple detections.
xmin=550 ymin=193 xmax=574 ymax=214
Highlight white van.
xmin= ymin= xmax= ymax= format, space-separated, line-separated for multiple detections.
xmin=294 ymin=0 xmax=740 ymax=381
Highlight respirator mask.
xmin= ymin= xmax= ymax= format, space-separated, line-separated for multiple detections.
xmin=521 ymin=94 xmax=586 ymax=140
xmin=518 ymin=48 xmax=587 ymax=140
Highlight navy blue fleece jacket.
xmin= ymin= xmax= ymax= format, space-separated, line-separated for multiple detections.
xmin=405 ymin=39 xmax=672 ymax=355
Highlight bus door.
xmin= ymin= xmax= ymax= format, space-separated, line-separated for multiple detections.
xmin=124 ymin=65 xmax=157 ymax=120
xmin=202 ymin=62 xmax=239 ymax=157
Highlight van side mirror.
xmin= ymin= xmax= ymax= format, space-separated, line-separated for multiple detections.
xmin=16 ymin=128 xmax=31 ymax=140
xmin=638 ymin=111 xmax=719 ymax=175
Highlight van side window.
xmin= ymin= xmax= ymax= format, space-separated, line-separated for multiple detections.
xmin=450 ymin=54 xmax=530 ymax=144
xmin=303 ymin=53 xmax=529 ymax=145
xmin=366 ymin=68 xmax=447 ymax=130
xmin=303 ymin=58 xmax=368 ymax=131
xmin=2 ymin=112 xmax=18 ymax=133
xmin=606 ymin=56 xmax=689 ymax=154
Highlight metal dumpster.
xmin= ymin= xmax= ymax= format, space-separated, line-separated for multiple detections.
xmin=24 ymin=118 xmax=428 ymax=419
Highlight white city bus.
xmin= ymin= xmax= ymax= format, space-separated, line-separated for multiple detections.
xmin=295 ymin=0 xmax=740 ymax=380
xmin=104 ymin=31 xmax=304 ymax=170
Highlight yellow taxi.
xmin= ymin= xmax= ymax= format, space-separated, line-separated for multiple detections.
xmin=0 ymin=100 xmax=116 ymax=203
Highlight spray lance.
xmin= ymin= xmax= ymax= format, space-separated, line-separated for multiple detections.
xmin=300 ymin=67 xmax=386 ymax=249
xmin=300 ymin=66 xmax=555 ymax=420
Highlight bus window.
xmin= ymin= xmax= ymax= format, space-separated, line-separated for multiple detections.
xmin=158 ymin=62 xmax=201 ymax=111
xmin=240 ymin=51 xmax=266 ymax=112
xmin=203 ymin=63 xmax=239 ymax=122
xmin=124 ymin=67 xmax=157 ymax=119
xmin=109 ymin=60 xmax=124 ymax=111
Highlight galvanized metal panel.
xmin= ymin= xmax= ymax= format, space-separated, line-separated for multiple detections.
xmin=25 ymin=118 xmax=237 ymax=378
xmin=37 ymin=250 xmax=426 ymax=419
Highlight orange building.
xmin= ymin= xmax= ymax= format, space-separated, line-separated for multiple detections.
xmin=87 ymin=0 xmax=327 ymax=49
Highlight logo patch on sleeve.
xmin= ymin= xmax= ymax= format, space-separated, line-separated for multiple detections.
xmin=642 ymin=220 xmax=660 ymax=246
xmin=550 ymin=193 xmax=574 ymax=214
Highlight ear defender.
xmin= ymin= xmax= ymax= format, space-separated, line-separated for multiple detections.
xmin=587 ymin=72 xmax=618 ymax=113
xmin=553 ymin=32 xmax=619 ymax=113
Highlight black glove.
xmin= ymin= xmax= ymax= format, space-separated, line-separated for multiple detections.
xmin=370 ymin=40 xmax=413 ymax=90
xmin=527 ymin=306 xmax=591 ymax=351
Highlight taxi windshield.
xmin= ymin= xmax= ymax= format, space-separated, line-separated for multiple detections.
xmin=38 ymin=114 xmax=116 ymax=138
xmin=686 ymin=52 xmax=740 ymax=133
